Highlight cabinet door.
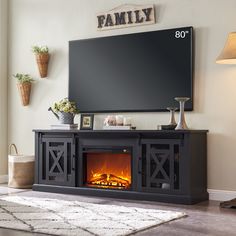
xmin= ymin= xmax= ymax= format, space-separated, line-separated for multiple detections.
xmin=38 ymin=136 xmax=75 ymax=186
xmin=141 ymin=139 xmax=182 ymax=193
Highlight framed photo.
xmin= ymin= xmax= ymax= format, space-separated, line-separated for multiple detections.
xmin=80 ymin=114 xmax=94 ymax=130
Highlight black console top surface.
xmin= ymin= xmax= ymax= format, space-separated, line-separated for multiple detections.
xmin=33 ymin=129 xmax=208 ymax=133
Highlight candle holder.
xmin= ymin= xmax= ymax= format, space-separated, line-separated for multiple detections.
xmin=175 ymin=97 xmax=190 ymax=130
xmin=166 ymin=107 xmax=177 ymax=126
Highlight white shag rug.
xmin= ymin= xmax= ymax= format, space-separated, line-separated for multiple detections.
xmin=0 ymin=196 xmax=186 ymax=236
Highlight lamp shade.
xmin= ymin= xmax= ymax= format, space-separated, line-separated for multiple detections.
xmin=216 ymin=32 xmax=236 ymax=64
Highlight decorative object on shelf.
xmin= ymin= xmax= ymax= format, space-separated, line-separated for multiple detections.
xmin=123 ymin=117 xmax=132 ymax=126
xmin=32 ymin=45 xmax=50 ymax=78
xmin=103 ymin=115 xmax=133 ymax=129
xmin=13 ymin=73 xmax=34 ymax=106
xmin=104 ymin=115 xmax=116 ymax=126
xmin=50 ymin=124 xmax=78 ymax=130
xmin=175 ymin=97 xmax=190 ymax=130
xmin=216 ymin=32 xmax=236 ymax=64
xmin=162 ymin=183 xmax=170 ymax=190
xmin=97 ymin=4 xmax=155 ymax=31
xmin=167 ymin=107 xmax=177 ymax=126
xmin=48 ymin=98 xmax=79 ymax=124
xmin=80 ymin=114 xmax=94 ymax=130
xmin=161 ymin=124 xmax=176 ymax=130
xmin=115 ymin=115 xmax=124 ymax=126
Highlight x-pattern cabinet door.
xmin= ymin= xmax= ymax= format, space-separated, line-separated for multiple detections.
xmin=141 ymin=139 xmax=182 ymax=194
xmin=39 ymin=136 xmax=76 ymax=186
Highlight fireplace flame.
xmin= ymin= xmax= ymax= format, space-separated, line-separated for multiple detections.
xmin=86 ymin=153 xmax=131 ymax=190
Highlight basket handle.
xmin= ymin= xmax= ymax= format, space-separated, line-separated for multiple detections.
xmin=9 ymin=144 xmax=18 ymax=155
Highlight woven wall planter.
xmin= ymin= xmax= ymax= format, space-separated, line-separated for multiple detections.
xmin=35 ymin=53 xmax=50 ymax=78
xmin=17 ymin=82 xmax=31 ymax=106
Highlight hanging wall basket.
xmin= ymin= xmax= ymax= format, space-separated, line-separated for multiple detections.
xmin=17 ymin=82 xmax=31 ymax=106
xmin=35 ymin=53 xmax=50 ymax=78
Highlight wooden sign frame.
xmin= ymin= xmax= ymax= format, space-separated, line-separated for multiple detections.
xmin=97 ymin=4 xmax=156 ymax=31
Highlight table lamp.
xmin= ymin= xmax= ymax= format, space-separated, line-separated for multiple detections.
xmin=216 ymin=32 xmax=236 ymax=64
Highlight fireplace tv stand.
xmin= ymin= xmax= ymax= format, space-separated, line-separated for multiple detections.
xmin=33 ymin=129 xmax=208 ymax=204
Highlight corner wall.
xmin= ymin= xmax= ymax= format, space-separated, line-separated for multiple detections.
xmin=8 ymin=0 xmax=236 ymax=193
xmin=0 ymin=0 xmax=8 ymax=177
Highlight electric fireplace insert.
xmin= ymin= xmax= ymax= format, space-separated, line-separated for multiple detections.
xmin=82 ymin=147 xmax=132 ymax=190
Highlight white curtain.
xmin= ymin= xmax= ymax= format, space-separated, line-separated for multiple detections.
xmin=0 ymin=0 xmax=8 ymax=177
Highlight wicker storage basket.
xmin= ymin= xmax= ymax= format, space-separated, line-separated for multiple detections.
xmin=8 ymin=144 xmax=35 ymax=189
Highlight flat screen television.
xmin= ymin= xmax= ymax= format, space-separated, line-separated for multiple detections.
xmin=69 ymin=26 xmax=193 ymax=113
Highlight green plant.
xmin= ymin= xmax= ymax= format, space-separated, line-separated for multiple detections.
xmin=13 ymin=73 xmax=34 ymax=83
xmin=32 ymin=45 xmax=49 ymax=54
xmin=52 ymin=98 xmax=79 ymax=114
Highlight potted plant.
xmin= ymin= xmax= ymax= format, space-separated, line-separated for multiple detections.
xmin=13 ymin=73 xmax=34 ymax=106
xmin=32 ymin=45 xmax=50 ymax=78
xmin=48 ymin=98 xmax=79 ymax=124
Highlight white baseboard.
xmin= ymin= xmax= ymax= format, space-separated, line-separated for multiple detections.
xmin=0 ymin=175 xmax=8 ymax=184
xmin=208 ymin=189 xmax=236 ymax=201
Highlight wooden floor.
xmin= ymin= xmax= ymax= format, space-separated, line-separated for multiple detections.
xmin=0 ymin=185 xmax=236 ymax=236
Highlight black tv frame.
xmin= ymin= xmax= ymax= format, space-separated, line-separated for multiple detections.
xmin=69 ymin=26 xmax=194 ymax=113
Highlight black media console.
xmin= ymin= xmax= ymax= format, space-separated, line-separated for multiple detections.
xmin=33 ymin=130 xmax=208 ymax=204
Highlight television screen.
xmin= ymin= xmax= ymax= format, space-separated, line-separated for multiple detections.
xmin=69 ymin=26 xmax=193 ymax=112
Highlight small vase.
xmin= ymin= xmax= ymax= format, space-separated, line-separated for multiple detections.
xmin=175 ymin=97 xmax=190 ymax=130
xmin=58 ymin=112 xmax=74 ymax=124
xmin=166 ymin=107 xmax=177 ymax=126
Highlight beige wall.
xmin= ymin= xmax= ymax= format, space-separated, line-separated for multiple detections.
xmin=0 ymin=0 xmax=8 ymax=176
xmin=7 ymin=0 xmax=236 ymax=191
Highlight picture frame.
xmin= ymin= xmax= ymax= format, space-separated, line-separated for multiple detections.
xmin=80 ymin=114 xmax=94 ymax=130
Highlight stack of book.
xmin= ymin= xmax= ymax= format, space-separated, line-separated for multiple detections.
xmin=50 ymin=124 xmax=78 ymax=130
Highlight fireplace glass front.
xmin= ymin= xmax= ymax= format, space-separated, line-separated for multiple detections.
xmin=83 ymin=148 xmax=132 ymax=190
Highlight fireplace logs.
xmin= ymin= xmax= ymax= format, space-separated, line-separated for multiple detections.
xmin=88 ymin=173 xmax=130 ymax=189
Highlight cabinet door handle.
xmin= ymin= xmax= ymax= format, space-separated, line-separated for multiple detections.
xmin=72 ymin=155 xmax=76 ymax=170
xmin=138 ymin=157 xmax=142 ymax=174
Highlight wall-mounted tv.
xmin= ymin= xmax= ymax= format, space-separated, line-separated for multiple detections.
xmin=69 ymin=26 xmax=193 ymax=113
